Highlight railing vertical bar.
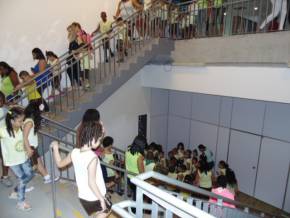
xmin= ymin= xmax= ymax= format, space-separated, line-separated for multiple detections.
xmin=49 ymin=148 xmax=57 ymax=218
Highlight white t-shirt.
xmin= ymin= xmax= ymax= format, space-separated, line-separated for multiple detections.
xmin=23 ymin=118 xmax=38 ymax=148
xmin=0 ymin=126 xmax=27 ymax=166
xmin=71 ymin=148 xmax=106 ymax=201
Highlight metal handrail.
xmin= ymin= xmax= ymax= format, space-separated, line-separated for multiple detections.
xmin=41 ymin=116 xmax=126 ymax=155
xmin=132 ymin=172 xmax=215 ymax=218
xmin=6 ymin=1 xmax=159 ymax=105
xmin=134 ymin=171 xmax=274 ymax=217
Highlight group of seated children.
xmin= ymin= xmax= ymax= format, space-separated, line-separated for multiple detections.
xmin=139 ymin=141 xmax=238 ymax=207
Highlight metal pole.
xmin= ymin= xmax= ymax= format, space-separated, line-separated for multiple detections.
xmin=49 ymin=148 xmax=57 ymax=218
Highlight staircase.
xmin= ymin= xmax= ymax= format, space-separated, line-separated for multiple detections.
xmin=1 ymin=0 xmax=290 ymax=217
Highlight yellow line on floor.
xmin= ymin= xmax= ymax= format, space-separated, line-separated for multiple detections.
xmin=73 ymin=209 xmax=84 ymax=218
xmin=56 ymin=208 xmax=62 ymax=217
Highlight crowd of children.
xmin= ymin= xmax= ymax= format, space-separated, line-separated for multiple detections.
xmin=140 ymin=141 xmax=239 ymax=204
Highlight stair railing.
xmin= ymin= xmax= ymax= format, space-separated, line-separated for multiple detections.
xmin=1 ymin=1 xmax=164 ymax=121
xmin=40 ymin=116 xmax=125 ymax=161
xmin=160 ymin=0 xmax=290 ymax=39
xmin=38 ymin=130 xmax=131 ymax=218
xmin=112 ymin=171 xmax=275 ymax=218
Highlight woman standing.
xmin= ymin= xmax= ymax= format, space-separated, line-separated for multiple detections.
xmin=31 ymin=48 xmax=52 ymax=94
xmin=0 ymin=62 xmax=20 ymax=101
xmin=51 ymin=111 xmax=109 ymax=218
xmin=66 ymin=25 xmax=81 ymax=87
xmin=125 ymin=134 xmax=146 ymax=200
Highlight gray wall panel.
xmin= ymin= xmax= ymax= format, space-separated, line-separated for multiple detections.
xmin=228 ymin=130 xmax=261 ymax=196
xmin=263 ymin=102 xmax=290 ymax=142
xmin=255 ymin=138 xmax=290 ymax=208
xmin=220 ymin=97 xmax=233 ymax=128
xmin=150 ymin=116 xmax=168 ymax=149
xmin=191 ymin=93 xmax=220 ymax=125
xmin=169 ymin=90 xmax=192 ymax=118
xmin=231 ymin=99 xmax=265 ymax=135
xmin=167 ymin=116 xmax=191 ymax=151
xmin=150 ymin=88 xmax=169 ymax=116
xmin=284 ymin=165 xmax=290 ymax=213
xmin=216 ymin=127 xmax=230 ymax=165
xmin=190 ymin=120 xmax=218 ymax=156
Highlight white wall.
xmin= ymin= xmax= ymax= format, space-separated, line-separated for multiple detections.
xmin=97 ymin=72 xmax=151 ymax=151
xmin=0 ymin=0 xmax=116 ymax=72
xmin=141 ymin=64 xmax=290 ymax=104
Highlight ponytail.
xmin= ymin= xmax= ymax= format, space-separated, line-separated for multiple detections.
xmin=5 ymin=107 xmax=24 ymax=137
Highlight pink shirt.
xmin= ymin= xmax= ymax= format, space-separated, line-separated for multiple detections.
xmin=209 ymin=187 xmax=236 ymax=208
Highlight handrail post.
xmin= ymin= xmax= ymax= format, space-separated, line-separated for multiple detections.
xmin=49 ymin=148 xmax=57 ymax=218
xmin=124 ymin=171 xmax=128 ymax=200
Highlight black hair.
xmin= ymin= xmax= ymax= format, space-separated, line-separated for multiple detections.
xmin=216 ymin=175 xmax=228 ymax=188
xmin=24 ymin=102 xmax=41 ymax=134
xmin=226 ymin=169 xmax=237 ymax=186
xmin=198 ymin=160 xmax=210 ymax=175
xmin=77 ymin=109 xmax=102 ymax=148
xmin=192 ymin=157 xmax=198 ymax=163
xmin=198 ymin=144 xmax=206 ymax=150
xmin=45 ymin=51 xmax=58 ymax=59
xmin=155 ymin=144 xmax=163 ymax=152
xmin=218 ymin=160 xmax=229 ymax=169
xmin=179 ymin=164 xmax=187 ymax=172
xmin=0 ymin=91 xmax=6 ymax=104
xmin=0 ymin=61 xmax=14 ymax=76
xmin=5 ymin=107 xmax=24 ymax=137
xmin=82 ymin=109 xmax=100 ymax=123
xmin=19 ymin=70 xmax=30 ymax=78
xmin=199 ymin=153 xmax=207 ymax=162
xmin=32 ymin=48 xmax=46 ymax=60
xmin=184 ymin=174 xmax=194 ymax=184
xmin=128 ymin=134 xmax=147 ymax=156
xmin=103 ymin=136 xmax=114 ymax=148
xmin=177 ymin=142 xmax=184 ymax=150
xmin=145 ymin=151 xmax=155 ymax=161
xmin=168 ymin=165 xmax=176 ymax=173
xmin=77 ymin=121 xmax=103 ymax=148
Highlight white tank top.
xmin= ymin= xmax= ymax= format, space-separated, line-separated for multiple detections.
xmin=71 ymin=148 xmax=106 ymax=201
xmin=24 ymin=118 xmax=38 ymax=148
xmin=120 ymin=0 xmax=135 ymax=20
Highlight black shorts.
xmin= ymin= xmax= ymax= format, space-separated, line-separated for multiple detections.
xmin=30 ymin=146 xmax=40 ymax=166
xmin=79 ymin=198 xmax=103 ymax=216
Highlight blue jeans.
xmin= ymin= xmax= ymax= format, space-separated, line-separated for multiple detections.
xmin=10 ymin=160 xmax=34 ymax=202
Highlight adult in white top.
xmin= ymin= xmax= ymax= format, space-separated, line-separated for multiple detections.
xmin=52 ymin=112 xmax=108 ymax=218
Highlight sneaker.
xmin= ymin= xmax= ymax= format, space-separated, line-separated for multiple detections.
xmin=9 ymin=192 xmax=18 ymax=200
xmin=44 ymin=176 xmax=60 ymax=184
xmin=0 ymin=176 xmax=13 ymax=187
xmin=17 ymin=201 xmax=32 ymax=211
xmin=54 ymin=90 xmax=60 ymax=96
xmin=25 ymin=186 xmax=34 ymax=193
xmin=85 ymin=83 xmax=90 ymax=89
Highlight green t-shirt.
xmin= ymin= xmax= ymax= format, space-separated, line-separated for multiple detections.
xmin=125 ymin=151 xmax=141 ymax=179
xmin=197 ymin=0 xmax=208 ymax=9
xmin=0 ymin=126 xmax=27 ymax=166
xmin=0 ymin=76 xmax=14 ymax=97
